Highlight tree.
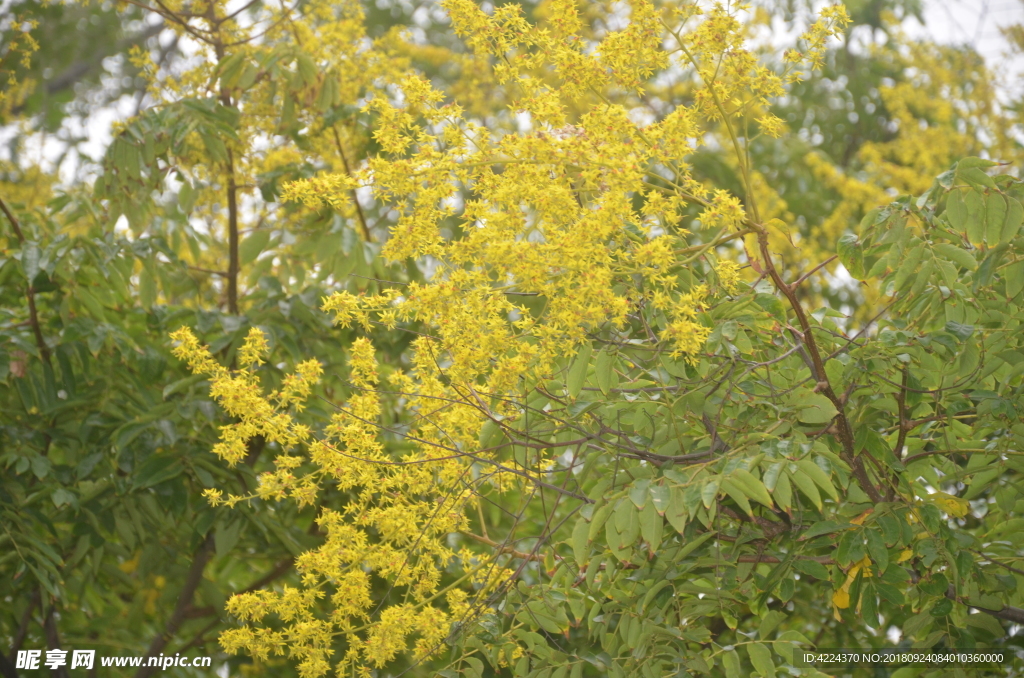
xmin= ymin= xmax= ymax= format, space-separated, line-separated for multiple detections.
xmin=1 ymin=1 xmax=421 ymax=676
xmin=5 ymin=1 xmax=1023 ymax=677
xmin=167 ymin=1 xmax=1024 ymax=677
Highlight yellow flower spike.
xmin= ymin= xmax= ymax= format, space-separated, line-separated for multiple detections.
xmin=239 ymin=327 xmax=270 ymax=369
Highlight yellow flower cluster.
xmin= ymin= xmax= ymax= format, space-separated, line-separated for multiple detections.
xmin=172 ymin=2 xmax=859 ymax=674
xmin=172 ymin=324 xmax=523 ymax=674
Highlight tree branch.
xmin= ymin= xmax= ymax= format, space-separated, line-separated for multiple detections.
xmin=8 ymin=589 xmax=39 ymax=660
xmin=754 ymin=226 xmax=884 ymax=503
xmin=225 ymin=151 xmax=239 ymax=315
xmin=0 ymin=653 xmax=19 ymax=678
xmin=43 ymin=607 xmax=69 ymax=678
xmin=132 ymin=534 xmax=215 ymax=678
xmin=331 ymin=125 xmax=371 ymax=242
xmin=1 ymin=196 xmax=50 ymax=366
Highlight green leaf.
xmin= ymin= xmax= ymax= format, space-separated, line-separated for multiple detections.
xmin=665 ymin=486 xmax=688 ymax=533
xmin=640 ymin=580 xmax=673 ymax=615
xmin=789 ymin=468 xmax=822 ymax=511
xmin=957 ymin=156 xmax=998 ymax=171
xmin=295 ymin=53 xmax=318 ymax=87
xmin=894 ymin=243 xmax=925 ymax=291
xmin=178 ymin=180 xmax=197 ymax=214
xmin=139 ymin=265 xmax=156 ymax=309
xmin=648 ymin=484 xmax=670 ymax=514
xmin=218 ymin=52 xmax=247 ymax=88
xmin=521 ymin=600 xmax=569 ymax=633
xmin=638 ymin=503 xmax=663 ymax=553
xmin=965 ymin=189 xmax=985 ymax=244
xmin=240 ymin=229 xmax=271 ymax=265
xmin=965 ymin=612 xmax=1005 ymax=638
xmin=754 ymin=293 xmax=786 ymax=321
xmin=722 ymin=649 xmax=741 ymax=678
xmin=946 ymin=189 xmax=968 ymax=231
xmin=595 ymin=349 xmax=617 ymax=395
xmin=629 ymin=479 xmax=650 ymax=509
xmin=1006 ymin=260 xmax=1024 ymax=299
xmin=837 ymin=234 xmax=864 ymax=279
xmin=215 ymin=516 xmax=244 ymax=557
xmin=945 ymin=321 xmax=975 ymax=340
xmin=588 ymin=503 xmax=613 ymax=541
xmin=794 ymin=459 xmax=838 ymax=502
xmin=909 ymin=256 xmax=934 ymax=296
xmin=792 ymin=559 xmax=830 ymax=580
xmin=1001 ymin=197 xmax=1023 ymax=243
xmin=133 ymin=454 xmax=183 ymax=490
xmin=51 ymin=488 xmax=76 ymax=508
xmin=21 ymin=241 xmax=40 ymax=283
xmin=772 ymin=472 xmax=792 ymax=510
xmin=676 ymin=532 xmax=714 ymax=559
xmin=480 ymin=418 xmax=503 ymax=449
xmin=721 ymin=478 xmax=753 ymax=516
xmin=796 ymin=393 xmax=838 ymax=424
xmin=701 ymin=477 xmax=720 ymax=509
xmin=985 ymin=193 xmax=1007 ymax=245
xmin=959 ymin=166 xmax=996 ymax=190
xmin=572 ymin=518 xmax=589 ymax=565
xmin=729 ymin=468 xmax=775 ymax=509
xmin=317 ymin=75 xmax=339 ymax=112
xmin=747 ymin=642 xmax=775 ymax=678
xmin=762 ymin=461 xmax=784 ymax=491
xmin=932 ymin=243 xmax=977 ymax=271
xmin=800 ymin=520 xmax=854 ymax=540
xmin=567 ymin=342 xmax=592 ymax=399
xmin=865 ymin=529 xmax=889 ymax=573
xmin=162 ymin=373 xmax=206 ymax=399
xmin=758 ymin=610 xmax=786 ymax=639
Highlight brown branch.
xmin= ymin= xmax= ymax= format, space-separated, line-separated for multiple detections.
xmin=225 ymin=151 xmax=239 ymax=315
xmin=754 ymin=225 xmax=884 ymax=504
xmin=133 ymin=534 xmax=215 ymax=678
xmin=0 ymin=653 xmax=19 ymax=678
xmin=791 ymin=255 xmax=838 ymax=289
xmin=8 ymin=589 xmax=39 ymax=659
xmin=737 ymin=555 xmax=834 ymax=565
xmin=43 ymin=607 xmax=69 ymax=678
xmin=971 ymin=551 xmax=1024 ymax=577
xmin=459 ymin=531 xmax=544 ymax=562
xmin=1 ymin=196 xmax=50 ymax=366
xmin=331 ymin=125 xmax=371 ymax=242
xmin=944 ymin=587 xmax=1024 ymax=625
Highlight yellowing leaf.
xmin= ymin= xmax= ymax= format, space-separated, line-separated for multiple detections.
xmin=929 ymin=492 xmax=970 ymax=518
xmin=850 ymin=509 xmax=873 ymax=525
